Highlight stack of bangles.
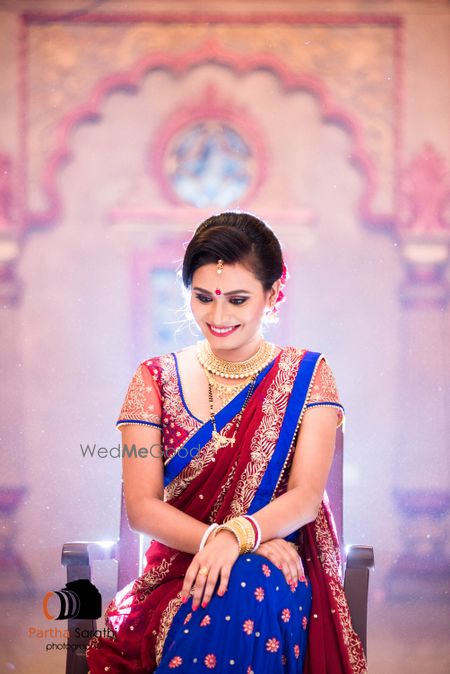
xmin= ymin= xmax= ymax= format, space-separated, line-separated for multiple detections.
xmin=199 ymin=515 xmax=261 ymax=554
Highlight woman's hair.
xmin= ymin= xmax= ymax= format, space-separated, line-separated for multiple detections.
xmin=182 ymin=212 xmax=283 ymax=292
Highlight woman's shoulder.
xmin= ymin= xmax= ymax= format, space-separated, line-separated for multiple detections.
xmin=134 ymin=351 xmax=178 ymax=388
xmin=284 ymin=345 xmax=332 ymax=362
xmin=282 ymin=344 xmax=321 ymax=360
xmin=139 ymin=348 xmax=179 ymax=367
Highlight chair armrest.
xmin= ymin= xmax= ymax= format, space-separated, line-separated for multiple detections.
xmin=62 ymin=541 xmax=118 ymax=572
xmin=343 ymin=544 xmax=375 ymax=659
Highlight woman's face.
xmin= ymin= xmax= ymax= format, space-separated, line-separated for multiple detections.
xmin=190 ymin=261 xmax=280 ymax=356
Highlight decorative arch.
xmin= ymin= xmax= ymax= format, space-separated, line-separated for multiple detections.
xmin=26 ymin=38 xmax=383 ymax=231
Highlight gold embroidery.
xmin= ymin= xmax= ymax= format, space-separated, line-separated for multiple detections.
xmin=209 ymin=458 xmax=239 ymax=522
xmin=118 ymin=363 xmax=162 ymax=426
xmin=132 ymin=553 xmax=179 ymax=602
xmin=227 ymin=347 xmax=302 ymax=518
xmin=307 ymin=358 xmax=344 ymax=427
xmin=158 ymin=354 xmax=210 ymax=465
xmin=164 ymin=416 xmax=237 ymax=502
xmin=271 ymin=352 xmax=324 ymax=498
xmin=314 ymin=505 xmax=367 ymax=674
xmin=155 ymin=594 xmax=185 ymax=665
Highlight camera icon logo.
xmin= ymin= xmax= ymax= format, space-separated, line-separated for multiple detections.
xmin=43 ymin=579 xmax=102 ymax=620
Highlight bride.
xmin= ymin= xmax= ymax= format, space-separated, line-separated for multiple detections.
xmin=86 ymin=211 xmax=366 ymax=674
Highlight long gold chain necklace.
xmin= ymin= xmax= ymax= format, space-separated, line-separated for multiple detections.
xmin=197 ymin=339 xmax=275 ymax=450
xmin=209 ymin=374 xmax=258 ymax=450
xmin=204 ymin=369 xmax=253 ymax=406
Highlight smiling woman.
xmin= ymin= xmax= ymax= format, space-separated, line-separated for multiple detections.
xmin=86 ymin=212 xmax=365 ymax=674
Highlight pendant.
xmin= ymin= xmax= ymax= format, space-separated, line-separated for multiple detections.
xmin=212 ymin=430 xmax=236 ymax=449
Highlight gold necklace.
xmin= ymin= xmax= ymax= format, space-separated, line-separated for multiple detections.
xmin=205 ymin=369 xmax=253 ymax=406
xmin=209 ymin=374 xmax=258 ymax=450
xmin=196 ymin=339 xmax=276 ymax=379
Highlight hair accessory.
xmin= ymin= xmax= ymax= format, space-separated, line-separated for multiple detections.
xmin=214 ymin=288 xmax=222 ymax=295
xmin=217 ymin=259 xmax=224 ymax=274
xmin=266 ymin=259 xmax=290 ymax=323
xmin=275 ymin=259 xmax=289 ymax=307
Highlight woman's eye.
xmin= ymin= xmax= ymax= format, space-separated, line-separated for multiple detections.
xmin=194 ymin=294 xmax=247 ymax=305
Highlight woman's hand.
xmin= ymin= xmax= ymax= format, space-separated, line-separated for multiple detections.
xmin=180 ymin=529 xmax=240 ymax=611
xmin=254 ymin=538 xmax=305 ymax=587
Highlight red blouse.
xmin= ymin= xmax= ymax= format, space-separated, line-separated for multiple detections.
xmin=116 ymin=350 xmax=345 ymax=438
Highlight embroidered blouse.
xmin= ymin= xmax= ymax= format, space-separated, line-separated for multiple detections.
xmin=116 ymin=350 xmax=345 ymax=435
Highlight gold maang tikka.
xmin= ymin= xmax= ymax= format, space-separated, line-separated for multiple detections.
xmin=215 ymin=259 xmax=224 ymax=294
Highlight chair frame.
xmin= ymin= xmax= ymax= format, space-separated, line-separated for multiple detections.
xmin=62 ymin=426 xmax=374 ymax=674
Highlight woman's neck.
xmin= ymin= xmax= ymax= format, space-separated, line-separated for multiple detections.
xmin=207 ymin=333 xmax=265 ymax=362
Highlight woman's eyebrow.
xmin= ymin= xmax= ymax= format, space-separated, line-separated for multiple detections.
xmin=192 ymin=287 xmax=253 ymax=296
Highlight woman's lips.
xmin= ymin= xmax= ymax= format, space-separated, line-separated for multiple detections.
xmin=207 ymin=323 xmax=240 ymax=337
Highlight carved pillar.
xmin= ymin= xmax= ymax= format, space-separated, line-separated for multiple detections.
xmin=0 ymin=153 xmax=34 ymax=593
xmin=387 ymin=145 xmax=450 ymax=600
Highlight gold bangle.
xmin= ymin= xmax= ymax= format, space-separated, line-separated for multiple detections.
xmin=214 ymin=524 xmax=241 ymax=551
xmin=214 ymin=517 xmax=256 ymax=555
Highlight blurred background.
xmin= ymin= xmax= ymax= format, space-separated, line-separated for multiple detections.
xmin=0 ymin=1 xmax=449 ymax=672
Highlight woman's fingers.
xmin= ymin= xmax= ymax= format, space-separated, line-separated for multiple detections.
xmin=200 ymin=565 xmax=229 ymax=609
xmin=180 ymin=563 xmax=196 ymax=601
xmin=216 ymin=567 xmax=230 ymax=599
xmin=296 ymin=552 xmax=306 ymax=580
xmin=191 ymin=568 xmax=210 ymax=611
xmin=181 ymin=562 xmax=229 ymax=610
xmin=256 ymin=540 xmax=306 ymax=586
xmin=284 ymin=546 xmax=305 ymax=585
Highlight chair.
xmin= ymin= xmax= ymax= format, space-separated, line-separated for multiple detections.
xmin=61 ymin=426 xmax=374 ymax=674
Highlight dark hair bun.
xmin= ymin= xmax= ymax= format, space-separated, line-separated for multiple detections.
xmin=182 ymin=212 xmax=283 ymax=291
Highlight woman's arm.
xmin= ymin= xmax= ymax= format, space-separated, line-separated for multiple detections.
xmin=122 ymin=405 xmax=337 ymax=554
xmin=246 ymin=406 xmax=338 ymax=541
xmin=121 ymin=424 xmax=209 ymax=555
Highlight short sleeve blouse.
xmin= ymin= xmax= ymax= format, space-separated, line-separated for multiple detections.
xmin=304 ymin=357 xmax=345 ymax=429
xmin=116 ymin=362 xmax=162 ymax=431
xmin=115 ymin=353 xmax=344 ymax=431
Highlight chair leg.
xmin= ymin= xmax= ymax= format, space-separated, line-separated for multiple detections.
xmin=66 ymin=618 xmax=93 ymax=674
xmin=343 ymin=544 xmax=375 ymax=659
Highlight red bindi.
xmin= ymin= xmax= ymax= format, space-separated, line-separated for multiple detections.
xmin=214 ymin=288 xmax=222 ymax=295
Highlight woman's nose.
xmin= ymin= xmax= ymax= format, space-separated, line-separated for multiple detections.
xmin=211 ymin=301 xmax=230 ymax=326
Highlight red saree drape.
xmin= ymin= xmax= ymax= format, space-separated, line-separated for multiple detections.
xmin=86 ymin=346 xmax=367 ymax=674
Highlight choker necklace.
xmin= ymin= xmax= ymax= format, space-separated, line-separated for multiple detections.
xmin=196 ymin=339 xmax=276 ymax=379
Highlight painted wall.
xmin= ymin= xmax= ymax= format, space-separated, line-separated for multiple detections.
xmin=0 ymin=2 xmax=449 ymax=672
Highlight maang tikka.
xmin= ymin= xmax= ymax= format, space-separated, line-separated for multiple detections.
xmin=215 ymin=258 xmax=224 ymax=295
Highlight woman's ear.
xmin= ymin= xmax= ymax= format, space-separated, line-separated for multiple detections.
xmin=270 ymin=279 xmax=281 ymax=304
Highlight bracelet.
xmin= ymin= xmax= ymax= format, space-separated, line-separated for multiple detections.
xmin=199 ymin=523 xmax=219 ymax=552
xmin=242 ymin=515 xmax=261 ymax=552
xmin=213 ymin=516 xmax=255 ymax=554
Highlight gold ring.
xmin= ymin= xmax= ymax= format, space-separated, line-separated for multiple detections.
xmin=198 ymin=566 xmax=209 ymax=576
